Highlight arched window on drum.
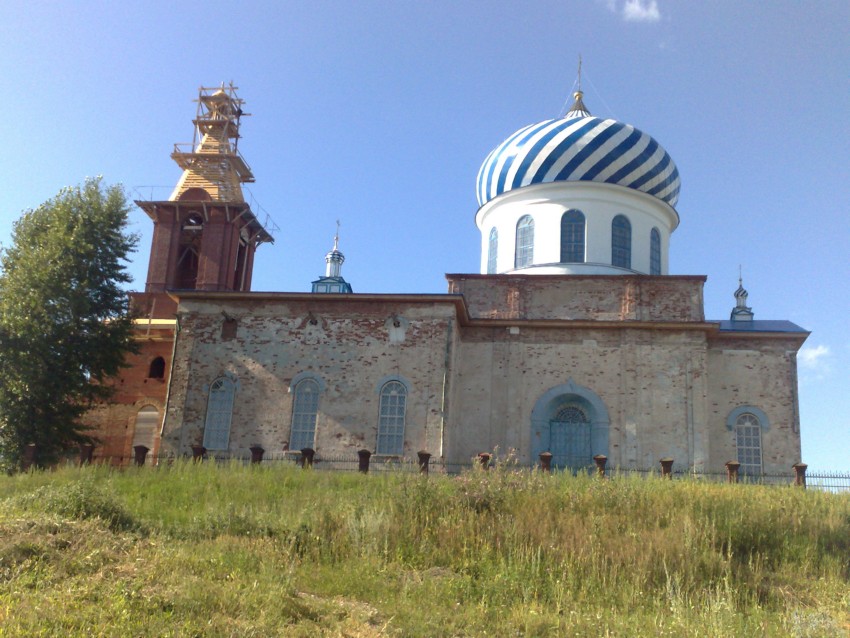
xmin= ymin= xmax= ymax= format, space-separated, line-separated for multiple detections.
xmin=611 ymin=215 xmax=632 ymax=269
xmin=560 ymin=210 xmax=585 ymax=263
xmin=650 ymin=227 xmax=661 ymax=275
xmin=515 ymin=215 xmax=534 ymax=269
xmin=487 ymin=228 xmax=498 ymax=274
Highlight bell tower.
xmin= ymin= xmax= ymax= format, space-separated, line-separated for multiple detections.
xmin=87 ymin=83 xmax=276 ymax=465
xmin=137 ymin=84 xmax=274 ymax=309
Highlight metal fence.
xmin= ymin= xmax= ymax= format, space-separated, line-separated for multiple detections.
xmin=801 ymin=471 xmax=850 ymax=492
xmin=45 ymin=445 xmax=850 ymax=493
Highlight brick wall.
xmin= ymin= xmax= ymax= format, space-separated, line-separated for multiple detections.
xmin=83 ymin=328 xmax=172 ymax=463
xmin=447 ymin=274 xmax=706 ymax=322
xmin=706 ymin=336 xmax=804 ymax=473
xmin=446 ymin=325 xmax=710 ymax=468
xmin=158 ymin=283 xmax=803 ymax=473
xmin=162 ymin=297 xmax=457 ymax=458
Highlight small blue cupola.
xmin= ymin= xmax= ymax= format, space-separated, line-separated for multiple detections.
xmin=730 ymin=274 xmax=753 ymax=322
xmin=311 ymin=224 xmax=353 ymax=293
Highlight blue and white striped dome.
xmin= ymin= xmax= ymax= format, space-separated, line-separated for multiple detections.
xmin=476 ymin=92 xmax=680 ymax=208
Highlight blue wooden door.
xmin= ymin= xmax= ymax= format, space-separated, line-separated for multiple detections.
xmin=549 ymin=406 xmax=591 ymax=470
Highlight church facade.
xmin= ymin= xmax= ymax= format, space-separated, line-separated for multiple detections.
xmin=89 ymin=84 xmax=808 ymax=474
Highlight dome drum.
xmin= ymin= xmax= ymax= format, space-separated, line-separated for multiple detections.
xmin=476 ymin=93 xmax=681 ymax=277
xmin=477 ymin=180 xmax=676 ymax=276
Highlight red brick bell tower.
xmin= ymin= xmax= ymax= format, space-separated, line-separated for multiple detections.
xmin=136 ymin=83 xmax=274 ymax=318
xmin=87 ymin=84 xmax=274 ymax=464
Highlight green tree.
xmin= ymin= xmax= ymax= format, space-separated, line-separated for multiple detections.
xmin=0 ymin=178 xmax=138 ymax=470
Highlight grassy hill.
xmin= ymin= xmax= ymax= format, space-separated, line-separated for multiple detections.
xmin=1 ymin=461 xmax=848 ymax=636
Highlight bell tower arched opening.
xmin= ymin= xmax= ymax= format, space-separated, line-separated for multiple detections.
xmin=175 ymin=212 xmax=203 ymax=289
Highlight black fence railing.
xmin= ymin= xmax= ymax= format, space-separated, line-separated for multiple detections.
xmin=799 ymin=471 xmax=850 ymax=492
xmin=29 ymin=444 xmax=850 ymax=493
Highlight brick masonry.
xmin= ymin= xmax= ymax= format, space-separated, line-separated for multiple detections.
xmin=150 ymin=275 xmax=806 ymax=474
xmin=84 ymin=322 xmax=173 ymax=464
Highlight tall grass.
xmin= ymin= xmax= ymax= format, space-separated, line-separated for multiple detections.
xmin=1 ymin=461 xmax=848 ymax=636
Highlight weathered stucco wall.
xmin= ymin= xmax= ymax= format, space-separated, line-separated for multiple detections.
xmin=159 ymin=279 xmax=804 ymax=474
xmin=445 ymin=326 xmax=711 ymax=469
xmin=706 ymin=337 xmax=803 ymax=473
xmin=162 ymin=297 xmax=456 ymax=459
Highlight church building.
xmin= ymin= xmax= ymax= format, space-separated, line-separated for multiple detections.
xmin=89 ymin=83 xmax=809 ymax=474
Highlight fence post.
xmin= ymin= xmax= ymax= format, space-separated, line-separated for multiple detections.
xmin=539 ymin=452 xmax=552 ymax=473
xmin=660 ymin=457 xmax=674 ymax=479
xmin=593 ymin=454 xmax=608 ymax=478
xmin=358 ymin=449 xmax=372 ymax=473
xmin=133 ymin=445 xmax=149 ymax=467
xmin=478 ymin=452 xmax=491 ymax=470
xmin=21 ymin=443 xmax=37 ymax=472
xmin=417 ymin=450 xmax=431 ymax=474
xmin=191 ymin=445 xmax=206 ymax=462
xmin=79 ymin=443 xmax=94 ymax=466
xmin=249 ymin=445 xmax=264 ymax=465
xmin=792 ymin=463 xmax=808 ymax=488
xmin=301 ymin=447 xmax=315 ymax=468
xmin=725 ymin=461 xmax=740 ymax=484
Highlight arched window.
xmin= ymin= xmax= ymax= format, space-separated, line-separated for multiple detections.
xmin=377 ymin=381 xmax=407 ymax=455
xmin=727 ymin=406 xmax=769 ymax=477
xmin=290 ymin=378 xmax=320 ymax=451
xmin=203 ymin=377 xmax=236 ymax=450
xmin=487 ymin=228 xmax=498 ymax=274
xmin=560 ymin=209 xmax=585 ymax=263
xmin=221 ymin=317 xmax=238 ymax=341
xmin=176 ymin=213 xmax=203 ymax=289
xmin=132 ymin=406 xmax=160 ymax=461
xmin=176 ymin=245 xmax=200 ymax=289
xmin=611 ymin=215 xmax=631 ymax=269
xmin=515 ymin=215 xmax=534 ymax=268
xmin=182 ymin=212 xmax=204 ymax=230
xmin=148 ymin=357 xmax=166 ymax=379
xmin=650 ymin=228 xmax=661 ymax=275
xmin=735 ymin=412 xmax=763 ymax=476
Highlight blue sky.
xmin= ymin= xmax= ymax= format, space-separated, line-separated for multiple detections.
xmin=1 ymin=1 xmax=848 ymax=470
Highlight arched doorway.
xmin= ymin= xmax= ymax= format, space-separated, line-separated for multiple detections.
xmin=550 ymin=403 xmax=591 ymax=469
xmin=132 ymin=405 xmax=160 ymax=463
xmin=531 ymin=380 xmax=609 ymax=470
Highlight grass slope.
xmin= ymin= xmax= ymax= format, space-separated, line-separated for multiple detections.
xmin=1 ymin=461 xmax=848 ymax=636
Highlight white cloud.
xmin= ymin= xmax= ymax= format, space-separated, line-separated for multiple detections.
xmin=798 ymin=344 xmax=831 ymax=374
xmin=621 ymin=0 xmax=662 ymax=23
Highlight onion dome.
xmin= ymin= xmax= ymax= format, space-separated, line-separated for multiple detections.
xmin=325 ymin=232 xmax=345 ymax=278
xmin=312 ymin=225 xmax=353 ymax=294
xmin=476 ymin=91 xmax=680 ymax=208
xmin=731 ymin=274 xmax=753 ymax=321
